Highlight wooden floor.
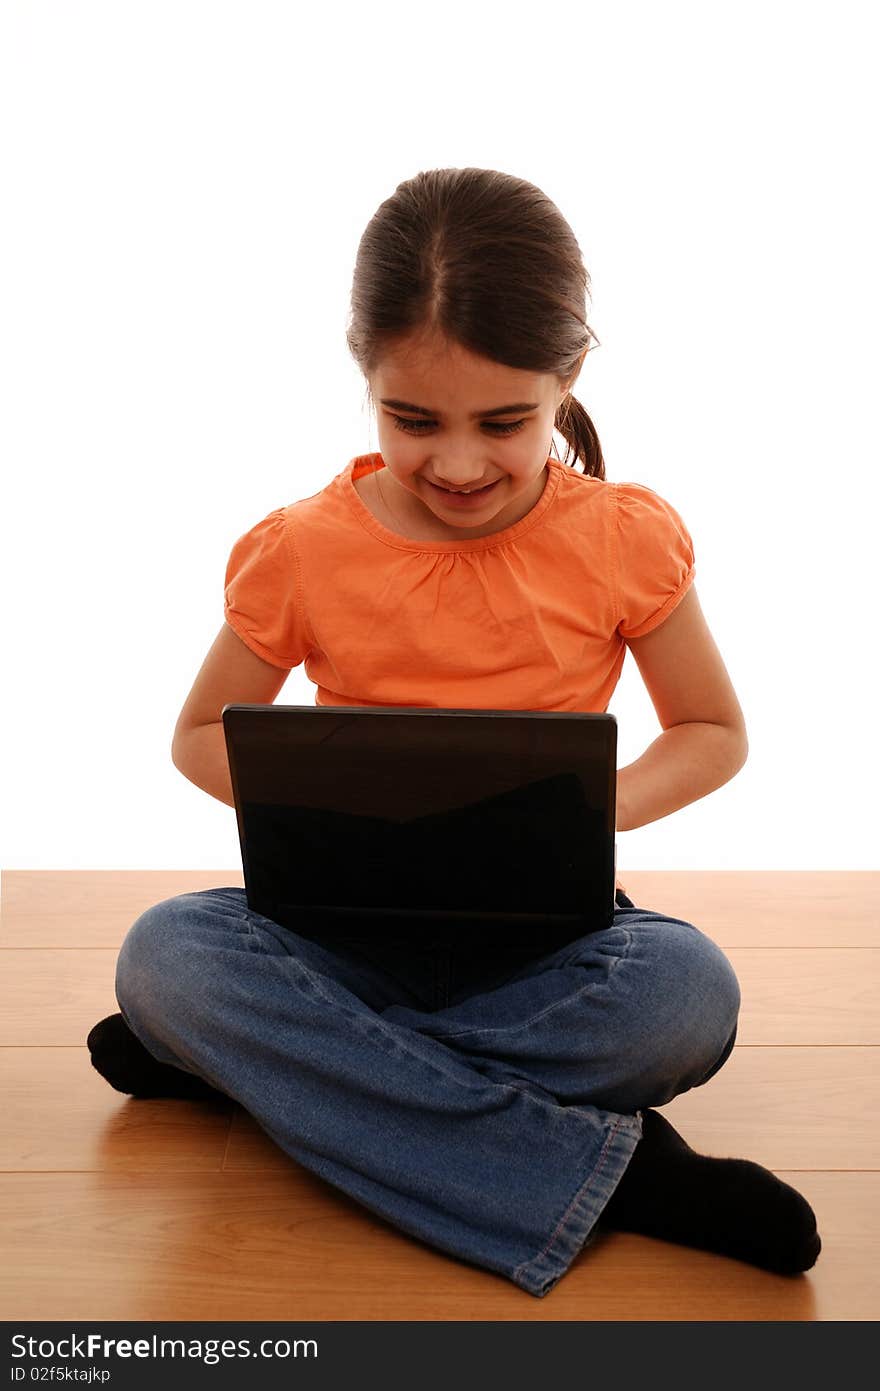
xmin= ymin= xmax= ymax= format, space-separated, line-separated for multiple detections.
xmin=0 ymin=870 xmax=877 ymax=1322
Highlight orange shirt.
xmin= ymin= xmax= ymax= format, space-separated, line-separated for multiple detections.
xmin=223 ymin=453 xmax=695 ymax=712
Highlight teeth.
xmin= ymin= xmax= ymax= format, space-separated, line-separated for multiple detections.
xmin=438 ymin=481 xmax=495 ymax=495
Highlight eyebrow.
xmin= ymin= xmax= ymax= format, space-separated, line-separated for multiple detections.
xmin=379 ymin=398 xmax=541 ymax=420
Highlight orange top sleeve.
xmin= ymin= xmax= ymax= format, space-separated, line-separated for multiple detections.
xmin=613 ymin=482 xmax=696 ymax=639
xmin=223 ymin=508 xmax=310 ymax=669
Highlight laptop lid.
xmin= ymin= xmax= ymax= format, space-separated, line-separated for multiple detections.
xmin=221 ymin=704 xmax=617 ymax=950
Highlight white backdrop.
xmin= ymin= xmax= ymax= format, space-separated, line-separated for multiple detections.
xmin=2 ymin=0 xmax=877 ymax=871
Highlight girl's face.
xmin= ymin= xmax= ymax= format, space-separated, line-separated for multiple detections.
xmin=369 ymin=331 xmax=573 ymax=539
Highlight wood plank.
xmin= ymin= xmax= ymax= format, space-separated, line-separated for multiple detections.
xmin=0 ymin=871 xmax=244 ymax=945
xmin=0 ymin=950 xmax=121 ymax=1045
xmin=660 ymin=1045 xmax=879 ymax=1170
xmin=0 ymin=1169 xmax=873 ymax=1320
xmin=2 ymin=1043 xmax=874 ymax=1177
xmin=619 ymin=872 xmax=880 ymax=947
xmin=0 ymin=1048 xmax=232 ymax=1172
xmin=3 ymin=871 xmax=879 ymax=948
xmin=3 ymin=941 xmax=878 ymax=1052
xmin=728 ymin=949 xmax=880 ymax=1044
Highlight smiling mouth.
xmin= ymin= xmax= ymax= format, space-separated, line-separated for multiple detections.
xmin=430 ymin=480 xmax=498 ymax=495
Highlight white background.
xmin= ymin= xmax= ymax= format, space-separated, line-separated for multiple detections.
xmin=1 ymin=0 xmax=877 ymax=871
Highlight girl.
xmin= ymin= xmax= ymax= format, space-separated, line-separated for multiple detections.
xmin=88 ymin=167 xmax=820 ymax=1298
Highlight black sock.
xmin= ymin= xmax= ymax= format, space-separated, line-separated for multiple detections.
xmin=600 ymin=1109 xmax=821 ymax=1275
xmin=87 ymin=1013 xmax=227 ymax=1101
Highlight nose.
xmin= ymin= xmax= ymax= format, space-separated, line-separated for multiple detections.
xmin=431 ymin=464 xmax=496 ymax=490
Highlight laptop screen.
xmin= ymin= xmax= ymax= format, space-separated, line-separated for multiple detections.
xmin=222 ymin=705 xmax=617 ymax=948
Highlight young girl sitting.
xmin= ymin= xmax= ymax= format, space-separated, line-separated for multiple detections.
xmin=88 ymin=166 xmax=821 ymax=1299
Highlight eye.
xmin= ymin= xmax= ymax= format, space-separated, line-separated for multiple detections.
xmin=389 ymin=415 xmax=527 ymax=437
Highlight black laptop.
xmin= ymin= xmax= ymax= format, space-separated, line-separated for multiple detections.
xmin=221 ymin=704 xmax=618 ymax=952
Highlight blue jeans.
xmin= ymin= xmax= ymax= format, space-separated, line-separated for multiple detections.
xmin=114 ymin=887 xmax=740 ymax=1298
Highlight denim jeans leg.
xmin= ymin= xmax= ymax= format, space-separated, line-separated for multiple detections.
xmin=385 ymin=904 xmax=741 ymax=1119
xmin=376 ymin=903 xmax=739 ymax=1289
xmin=114 ymin=888 xmax=640 ymax=1299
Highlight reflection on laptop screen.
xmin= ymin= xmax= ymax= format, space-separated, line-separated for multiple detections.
xmin=223 ymin=705 xmax=617 ymax=949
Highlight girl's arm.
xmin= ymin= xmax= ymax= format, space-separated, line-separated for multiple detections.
xmin=615 ymin=585 xmax=749 ymax=832
xmin=171 ymin=622 xmax=291 ymax=805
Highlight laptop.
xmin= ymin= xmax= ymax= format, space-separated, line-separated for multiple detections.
xmin=221 ymin=704 xmax=618 ymax=952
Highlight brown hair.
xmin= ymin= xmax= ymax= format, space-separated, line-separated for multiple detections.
xmin=346 ymin=167 xmax=605 ymax=480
